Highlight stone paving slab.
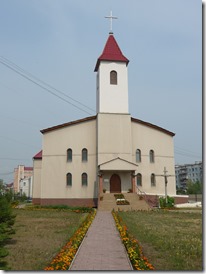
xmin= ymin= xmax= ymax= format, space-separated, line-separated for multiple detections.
xmin=70 ymin=211 xmax=132 ymax=271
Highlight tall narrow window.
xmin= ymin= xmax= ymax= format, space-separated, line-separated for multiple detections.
xmin=136 ymin=173 xmax=142 ymax=186
xmin=110 ymin=70 xmax=117 ymax=85
xmin=136 ymin=149 xmax=141 ymax=162
xmin=149 ymin=150 xmax=155 ymax=163
xmin=67 ymin=148 xmax=72 ymax=162
xmin=82 ymin=148 xmax=88 ymax=162
xmin=82 ymin=173 xmax=88 ymax=186
xmin=66 ymin=173 xmax=72 ymax=186
xmin=151 ymin=173 xmax=156 ymax=187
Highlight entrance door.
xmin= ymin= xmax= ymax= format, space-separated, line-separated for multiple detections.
xmin=110 ymin=174 xmax=121 ymax=193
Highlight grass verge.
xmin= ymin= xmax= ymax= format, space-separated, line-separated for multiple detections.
xmin=117 ymin=209 xmax=202 ymax=271
xmin=5 ymin=207 xmax=90 ymax=270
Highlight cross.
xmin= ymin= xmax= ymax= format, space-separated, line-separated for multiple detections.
xmin=105 ymin=11 xmax=118 ymax=33
xmin=156 ymin=167 xmax=175 ymax=204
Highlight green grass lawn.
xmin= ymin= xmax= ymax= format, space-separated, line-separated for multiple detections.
xmin=118 ymin=209 xmax=202 ymax=271
xmin=5 ymin=208 xmax=88 ymax=270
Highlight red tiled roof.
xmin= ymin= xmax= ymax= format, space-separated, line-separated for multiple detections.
xmin=24 ymin=167 xmax=33 ymax=171
xmin=94 ymin=33 xmax=129 ymax=71
xmin=33 ymin=150 xmax=42 ymax=160
xmin=6 ymin=182 xmax=13 ymax=188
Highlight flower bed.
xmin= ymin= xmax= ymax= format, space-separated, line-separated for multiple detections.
xmin=112 ymin=211 xmax=154 ymax=270
xmin=116 ymin=199 xmax=130 ymax=205
xmin=44 ymin=209 xmax=96 ymax=271
xmin=114 ymin=194 xmax=130 ymax=205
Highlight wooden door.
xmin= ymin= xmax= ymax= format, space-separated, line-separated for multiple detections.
xmin=110 ymin=174 xmax=121 ymax=193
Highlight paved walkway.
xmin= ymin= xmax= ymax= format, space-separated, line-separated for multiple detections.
xmin=70 ymin=211 xmax=132 ymax=271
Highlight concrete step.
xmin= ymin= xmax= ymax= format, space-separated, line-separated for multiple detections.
xmin=98 ymin=193 xmax=151 ymax=211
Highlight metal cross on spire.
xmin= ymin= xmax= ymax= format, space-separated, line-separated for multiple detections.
xmin=105 ymin=11 xmax=118 ymax=33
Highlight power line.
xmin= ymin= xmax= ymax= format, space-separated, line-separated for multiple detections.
xmin=0 ymin=157 xmax=30 ymax=161
xmin=0 ymin=56 xmax=95 ymax=115
xmin=175 ymin=145 xmax=201 ymax=155
xmin=0 ymin=171 xmax=14 ymax=176
xmin=1 ymin=56 xmax=95 ymax=113
xmin=0 ymin=135 xmax=39 ymax=149
xmin=174 ymin=150 xmax=201 ymax=159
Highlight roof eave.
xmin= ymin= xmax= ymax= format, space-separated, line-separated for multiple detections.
xmin=41 ymin=115 xmax=97 ymax=134
xmin=94 ymin=59 xmax=129 ymax=72
xmin=131 ymin=117 xmax=175 ymax=137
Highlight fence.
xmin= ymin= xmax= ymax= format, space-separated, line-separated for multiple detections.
xmin=188 ymin=194 xmax=202 ymax=203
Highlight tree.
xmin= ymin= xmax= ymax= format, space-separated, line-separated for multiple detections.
xmin=186 ymin=180 xmax=202 ymax=194
xmin=0 ymin=182 xmax=16 ymax=270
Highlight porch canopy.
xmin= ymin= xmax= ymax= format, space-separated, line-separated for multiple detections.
xmin=98 ymin=157 xmax=138 ymax=171
xmin=98 ymin=157 xmax=138 ymax=193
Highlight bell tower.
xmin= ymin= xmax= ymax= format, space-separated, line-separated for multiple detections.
xmin=94 ymin=32 xmax=129 ymax=114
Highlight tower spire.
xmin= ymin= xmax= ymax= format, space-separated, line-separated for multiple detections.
xmin=104 ymin=11 xmax=118 ymax=33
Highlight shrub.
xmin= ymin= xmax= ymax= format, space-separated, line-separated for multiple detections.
xmin=159 ymin=196 xmax=174 ymax=208
xmin=0 ymin=195 xmax=16 ymax=269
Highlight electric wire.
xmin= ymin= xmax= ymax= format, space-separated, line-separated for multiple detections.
xmin=0 ymin=57 xmax=95 ymax=115
xmin=1 ymin=56 xmax=95 ymax=113
xmin=174 ymin=146 xmax=201 ymax=159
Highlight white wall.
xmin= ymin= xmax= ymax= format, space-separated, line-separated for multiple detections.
xmin=131 ymin=121 xmax=176 ymax=196
xmin=33 ymin=159 xmax=42 ymax=199
xmin=97 ymin=61 xmax=128 ymax=113
xmin=97 ymin=113 xmax=132 ymax=165
xmin=19 ymin=177 xmax=33 ymax=198
xmin=41 ymin=119 xmax=97 ymax=199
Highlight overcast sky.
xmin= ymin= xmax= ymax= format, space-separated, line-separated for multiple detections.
xmin=0 ymin=0 xmax=202 ymax=184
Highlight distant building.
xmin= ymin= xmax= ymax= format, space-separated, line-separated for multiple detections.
xmin=19 ymin=177 xmax=33 ymax=198
xmin=175 ymin=161 xmax=202 ymax=190
xmin=5 ymin=182 xmax=14 ymax=192
xmin=13 ymin=165 xmax=33 ymax=193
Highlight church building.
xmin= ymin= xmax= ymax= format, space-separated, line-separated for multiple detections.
xmin=33 ymin=31 xmax=181 ymax=207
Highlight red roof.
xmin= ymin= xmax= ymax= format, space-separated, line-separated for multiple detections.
xmin=94 ymin=33 xmax=129 ymax=71
xmin=24 ymin=167 xmax=33 ymax=171
xmin=33 ymin=150 xmax=42 ymax=160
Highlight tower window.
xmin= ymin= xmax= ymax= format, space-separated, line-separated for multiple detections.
xmin=82 ymin=148 xmax=88 ymax=162
xmin=110 ymin=70 xmax=117 ymax=85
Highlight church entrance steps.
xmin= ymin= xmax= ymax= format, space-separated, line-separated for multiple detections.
xmin=98 ymin=193 xmax=151 ymax=211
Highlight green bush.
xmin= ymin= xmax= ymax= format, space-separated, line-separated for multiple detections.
xmin=0 ymin=195 xmax=16 ymax=270
xmin=159 ymin=196 xmax=174 ymax=208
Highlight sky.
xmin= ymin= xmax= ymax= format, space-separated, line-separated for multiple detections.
xmin=0 ymin=0 xmax=202 ymax=184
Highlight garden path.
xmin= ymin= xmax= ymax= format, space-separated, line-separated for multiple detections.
xmin=69 ymin=211 xmax=132 ymax=270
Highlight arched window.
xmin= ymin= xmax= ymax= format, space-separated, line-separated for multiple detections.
xmin=82 ymin=148 xmax=88 ymax=162
xmin=136 ymin=149 xmax=141 ymax=162
xmin=82 ymin=173 xmax=88 ymax=186
xmin=149 ymin=150 xmax=155 ymax=163
xmin=67 ymin=148 xmax=72 ymax=162
xmin=110 ymin=70 xmax=117 ymax=85
xmin=136 ymin=173 xmax=142 ymax=186
xmin=66 ymin=173 xmax=72 ymax=186
xmin=151 ymin=173 xmax=156 ymax=187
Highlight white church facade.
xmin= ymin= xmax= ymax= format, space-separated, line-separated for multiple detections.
xmin=33 ymin=32 xmax=186 ymax=207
